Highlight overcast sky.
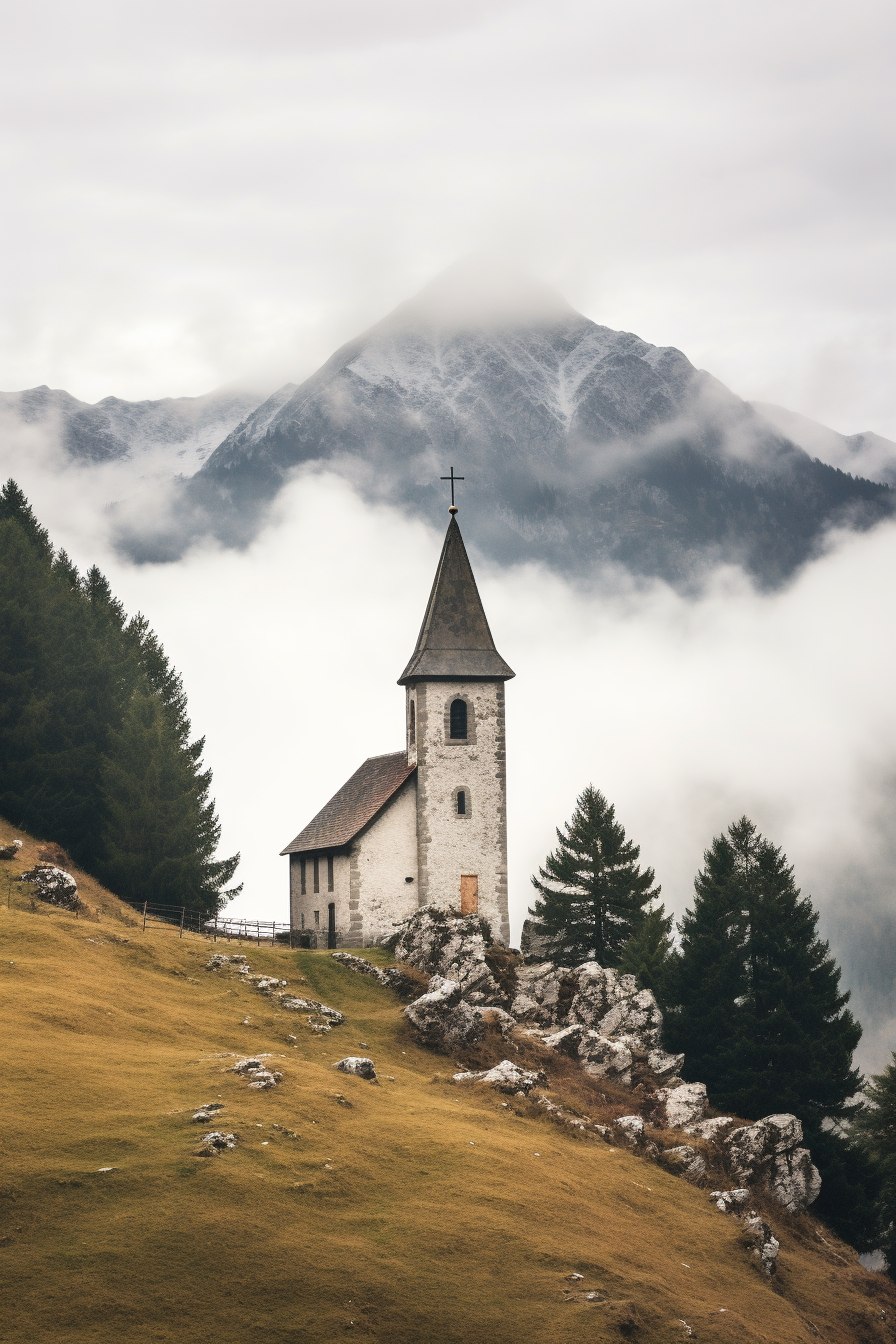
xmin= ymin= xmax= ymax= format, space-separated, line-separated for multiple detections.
xmin=1 ymin=0 xmax=895 ymax=435
xmin=2 ymin=1 xmax=895 ymax=1070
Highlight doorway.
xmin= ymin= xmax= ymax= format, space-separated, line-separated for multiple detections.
xmin=327 ymin=902 xmax=337 ymax=949
xmin=460 ymin=874 xmax=479 ymax=915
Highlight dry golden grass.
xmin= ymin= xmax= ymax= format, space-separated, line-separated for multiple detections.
xmin=1 ymin=819 xmax=894 ymax=1344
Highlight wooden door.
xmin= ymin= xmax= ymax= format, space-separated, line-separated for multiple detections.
xmin=460 ymin=874 xmax=479 ymax=915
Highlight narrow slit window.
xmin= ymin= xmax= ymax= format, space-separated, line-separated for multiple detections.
xmin=409 ymin=700 xmax=416 ymax=742
xmin=313 ymin=856 xmax=320 ymax=894
xmin=449 ymin=698 xmax=468 ymax=740
xmin=314 ymin=910 xmax=320 ymax=926
xmin=300 ymin=912 xmax=305 ymax=930
xmin=456 ymin=790 xmax=467 ymax=815
xmin=300 ymin=857 xmax=306 ymax=896
xmin=327 ymin=854 xmax=334 ymax=892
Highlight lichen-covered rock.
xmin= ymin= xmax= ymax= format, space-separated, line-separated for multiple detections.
xmin=577 ymin=1031 xmax=633 ymax=1085
xmin=660 ymin=1145 xmax=706 ymax=1183
xmin=511 ymin=961 xmax=573 ymax=1025
xmin=206 ymin=954 xmax=231 ymax=969
xmin=278 ymin=995 xmax=345 ymax=1024
xmin=519 ymin=918 xmax=551 ymax=962
xmin=655 ymin=1083 xmax=707 ymax=1130
xmin=647 ymin=1049 xmax=685 ymax=1079
xmin=198 ymin=1131 xmax=237 ymax=1154
xmin=333 ymin=1056 xmax=377 ymax=1082
xmin=452 ymin=1060 xmax=547 ymax=1095
xmin=229 ymin=1057 xmax=283 ymax=1088
xmin=740 ymin=1213 xmax=780 ymax=1275
xmin=192 ymin=1103 xmax=224 ymax=1122
xmin=709 ymin=1188 xmax=751 ymax=1213
xmin=0 ymin=839 xmax=23 ymax=860
xmin=540 ymin=1024 xmax=585 ymax=1055
xmin=252 ymin=976 xmax=287 ymax=993
xmin=330 ymin=951 xmax=417 ymax=996
xmin=725 ymin=1114 xmax=821 ymax=1212
xmin=686 ymin=1117 xmax=735 ymax=1143
xmin=404 ymin=976 xmax=514 ymax=1048
xmin=19 ymin=864 xmax=81 ymax=911
xmin=392 ymin=907 xmax=504 ymax=1002
xmin=613 ymin=1115 xmax=645 ymax=1146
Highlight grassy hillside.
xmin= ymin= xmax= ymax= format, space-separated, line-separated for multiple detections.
xmin=1 ymin=821 xmax=894 ymax=1344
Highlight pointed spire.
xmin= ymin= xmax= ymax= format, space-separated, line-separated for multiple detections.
xmin=398 ymin=517 xmax=515 ymax=684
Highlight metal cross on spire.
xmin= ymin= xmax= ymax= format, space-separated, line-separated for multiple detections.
xmin=440 ymin=467 xmax=465 ymax=514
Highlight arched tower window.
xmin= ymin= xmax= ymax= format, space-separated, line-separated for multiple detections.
xmin=449 ymin=698 xmax=468 ymax=740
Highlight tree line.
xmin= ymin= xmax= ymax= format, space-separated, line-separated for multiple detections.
xmin=0 ymin=480 xmax=239 ymax=914
xmin=529 ymin=784 xmax=895 ymax=1273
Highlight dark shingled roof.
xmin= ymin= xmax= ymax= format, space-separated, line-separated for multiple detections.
xmin=279 ymin=752 xmax=415 ymax=855
xmin=398 ymin=515 xmax=515 ymax=684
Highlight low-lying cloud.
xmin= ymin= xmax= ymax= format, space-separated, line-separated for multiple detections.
xmin=6 ymin=445 xmax=894 ymax=1074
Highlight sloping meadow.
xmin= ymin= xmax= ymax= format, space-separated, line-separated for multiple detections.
xmin=1 ymin=823 xmax=893 ymax=1344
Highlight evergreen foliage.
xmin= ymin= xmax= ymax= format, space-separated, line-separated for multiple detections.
xmin=854 ymin=1055 xmax=896 ymax=1277
xmin=529 ymin=786 xmax=660 ymax=967
xmin=666 ymin=816 xmax=871 ymax=1247
xmin=0 ymin=479 xmax=239 ymax=913
xmin=617 ymin=902 xmax=676 ymax=1007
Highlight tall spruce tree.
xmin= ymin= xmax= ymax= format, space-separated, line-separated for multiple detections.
xmin=0 ymin=479 xmax=239 ymax=914
xmin=529 ymin=786 xmax=660 ymax=967
xmin=667 ymin=816 xmax=861 ymax=1126
xmin=666 ymin=816 xmax=874 ymax=1247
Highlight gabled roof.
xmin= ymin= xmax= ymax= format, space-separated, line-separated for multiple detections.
xmin=279 ymin=752 xmax=415 ymax=855
xmin=398 ymin=515 xmax=515 ymax=684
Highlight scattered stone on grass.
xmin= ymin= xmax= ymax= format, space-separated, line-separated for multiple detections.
xmin=452 ymin=1059 xmax=547 ymax=1095
xmin=333 ymin=1057 xmax=378 ymax=1082
xmin=0 ymin=839 xmax=23 ymax=860
xmin=18 ymin=864 xmax=82 ymax=911
xmin=613 ymin=1115 xmax=645 ymax=1146
xmin=330 ymin=951 xmax=418 ymax=996
xmin=279 ymin=995 xmax=345 ymax=1024
xmin=739 ymin=1213 xmax=780 ymax=1275
xmin=192 ymin=1103 xmax=225 ymax=1122
xmin=229 ymin=1057 xmax=283 ymax=1089
xmin=197 ymin=1131 xmax=237 ymax=1155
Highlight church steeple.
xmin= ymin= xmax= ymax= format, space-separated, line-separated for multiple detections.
xmin=398 ymin=516 xmax=515 ymax=684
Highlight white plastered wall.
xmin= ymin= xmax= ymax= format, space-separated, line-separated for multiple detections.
xmin=347 ymin=775 xmax=419 ymax=945
xmin=411 ymin=680 xmax=510 ymax=944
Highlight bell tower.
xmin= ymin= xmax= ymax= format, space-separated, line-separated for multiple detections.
xmin=398 ymin=504 xmax=515 ymax=944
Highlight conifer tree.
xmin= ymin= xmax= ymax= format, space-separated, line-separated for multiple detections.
xmin=618 ymin=902 xmax=676 ymax=1006
xmin=667 ymin=816 xmax=861 ymax=1127
xmin=529 ymin=786 xmax=660 ymax=967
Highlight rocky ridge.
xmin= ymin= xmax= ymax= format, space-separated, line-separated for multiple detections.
xmin=344 ymin=905 xmax=823 ymax=1253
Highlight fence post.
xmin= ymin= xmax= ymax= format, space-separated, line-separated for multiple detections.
xmin=179 ymin=907 xmax=185 ymax=939
xmin=256 ymin=921 xmax=260 ymax=946
xmin=213 ymin=915 xmax=218 ymax=944
xmin=142 ymin=901 xmax=147 ymax=932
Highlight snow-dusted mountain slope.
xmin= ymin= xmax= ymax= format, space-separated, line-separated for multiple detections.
xmin=176 ymin=266 xmax=892 ymax=587
xmin=0 ymin=383 xmax=266 ymax=476
xmin=752 ymin=401 xmax=896 ymax=489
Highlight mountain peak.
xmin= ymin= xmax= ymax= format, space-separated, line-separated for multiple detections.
xmin=382 ymin=255 xmax=576 ymax=332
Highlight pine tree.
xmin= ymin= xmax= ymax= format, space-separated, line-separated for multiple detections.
xmin=528 ymin=786 xmax=660 ymax=967
xmin=618 ymin=902 xmax=676 ymax=1006
xmin=668 ymin=817 xmax=861 ymax=1125
xmin=854 ymin=1055 xmax=896 ymax=1277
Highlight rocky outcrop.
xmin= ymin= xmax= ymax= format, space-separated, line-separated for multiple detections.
xmin=392 ymin=907 xmax=504 ymax=1002
xmin=725 ymin=1114 xmax=821 ymax=1213
xmin=330 ymin=951 xmax=418 ymax=996
xmin=334 ymin=1057 xmax=378 ymax=1082
xmin=391 ymin=908 xmax=822 ymax=1217
xmin=278 ymin=995 xmax=345 ymax=1024
xmin=0 ymin=839 xmax=23 ymax=860
xmin=452 ymin=1060 xmax=546 ymax=1095
xmin=659 ymin=1145 xmax=706 ymax=1183
xmin=19 ymin=863 xmax=81 ymax=911
xmin=707 ymin=1189 xmax=780 ymax=1274
xmin=404 ymin=976 xmax=515 ymax=1048
xmin=198 ymin=1131 xmax=237 ymax=1154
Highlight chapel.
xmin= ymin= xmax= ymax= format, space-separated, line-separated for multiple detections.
xmin=281 ymin=506 xmax=514 ymax=949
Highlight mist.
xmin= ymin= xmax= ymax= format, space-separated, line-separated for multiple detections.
xmin=6 ymin=440 xmax=894 ymax=1074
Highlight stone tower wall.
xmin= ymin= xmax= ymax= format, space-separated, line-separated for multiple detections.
xmin=411 ymin=679 xmax=510 ymax=945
